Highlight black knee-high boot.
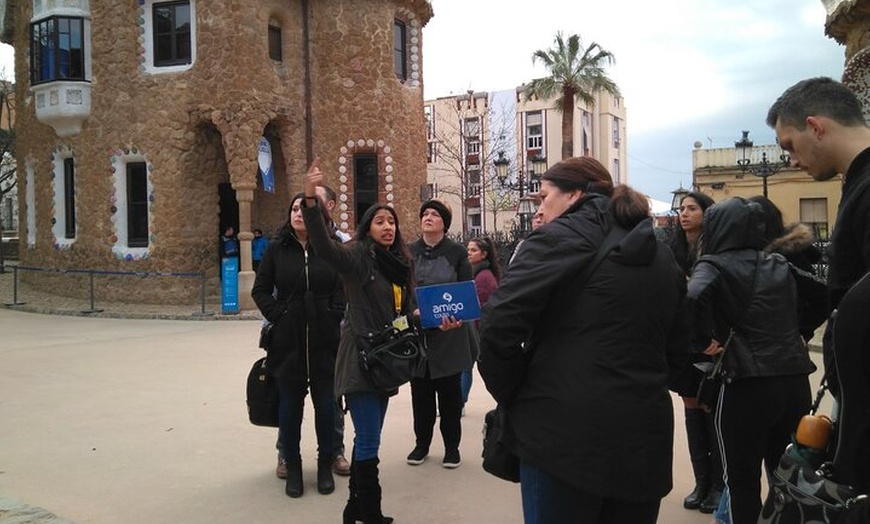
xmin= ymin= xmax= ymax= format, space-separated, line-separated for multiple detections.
xmin=700 ymin=410 xmax=725 ymax=513
xmin=355 ymin=458 xmax=394 ymax=524
xmin=684 ymin=408 xmax=710 ymax=509
xmin=342 ymin=458 xmax=359 ymax=524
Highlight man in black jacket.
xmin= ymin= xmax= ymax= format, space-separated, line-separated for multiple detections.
xmin=768 ymin=77 xmax=870 ymax=519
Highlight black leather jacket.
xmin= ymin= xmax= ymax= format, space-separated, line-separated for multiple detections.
xmin=686 ymin=197 xmax=815 ymax=381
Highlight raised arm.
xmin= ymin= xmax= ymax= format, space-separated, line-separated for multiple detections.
xmin=301 ymin=157 xmax=359 ymax=274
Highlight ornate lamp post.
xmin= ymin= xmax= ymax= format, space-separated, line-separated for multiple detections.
xmin=493 ymin=151 xmax=548 ymax=233
xmin=735 ymin=130 xmax=790 ymax=198
xmin=671 ymin=184 xmax=690 ymax=213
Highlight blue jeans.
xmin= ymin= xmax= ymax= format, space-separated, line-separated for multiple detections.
xmin=460 ymin=365 xmax=473 ymax=405
xmin=346 ymin=392 xmax=389 ymax=461
xmin=520 ymin=460 xmax=660 ymax=524
xmin=715 ymin=487 xmax=731 ymax=524
xmin=277 ymin=378 xmax=334 ymax=461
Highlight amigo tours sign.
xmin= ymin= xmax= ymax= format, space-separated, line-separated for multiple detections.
xmin=415 ymin=281 xmax=481 ymax=329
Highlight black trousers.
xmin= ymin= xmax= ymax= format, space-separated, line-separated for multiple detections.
xmin=410 ymin=371 xmax=462 ymax=451
xmin=715 ymin=374 xmax=811 ymax=524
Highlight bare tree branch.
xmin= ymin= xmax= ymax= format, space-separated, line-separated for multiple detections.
xmin=426 ymin=92 xmax=522 ymax=234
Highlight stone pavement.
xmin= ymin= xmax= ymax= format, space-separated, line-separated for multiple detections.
xmin=0 ymin=265 xmax=830 ymax=524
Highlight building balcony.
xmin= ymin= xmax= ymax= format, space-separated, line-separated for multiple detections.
xmin=32 ymin=80 xmax=92 ymax=138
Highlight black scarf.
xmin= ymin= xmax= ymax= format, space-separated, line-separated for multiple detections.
xmin=472 ymin=259 xmax=491 ymax=278
xmin=371 ymin=244 xmax=411 ymax=287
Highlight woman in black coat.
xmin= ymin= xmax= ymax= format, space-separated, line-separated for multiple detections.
xmin=685 ymin=197 xmax=816 ymax=524
xmin=479 ymin=157 xmax=688 ymax=524
xmin=251 ymin=193 xmax=344 ymax=499
xmin=666 ymin=191 xmax=725 ymax=514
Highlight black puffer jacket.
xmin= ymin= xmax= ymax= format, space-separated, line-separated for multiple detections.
xmin=686 ymin=197 xmax=815 ymax=382
xmin=479 ymin=193 xmax=687 ymax=502
xmin=251 ymin=227 xmax=344 ymax=384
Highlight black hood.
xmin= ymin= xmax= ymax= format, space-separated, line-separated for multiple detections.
xmin=610 ymin=218 xmax=658 ymax=266
xmin=700 ymin=197 xmax=766 ymax=255
xmin=558 ymin=193 xmax=659 ymax=267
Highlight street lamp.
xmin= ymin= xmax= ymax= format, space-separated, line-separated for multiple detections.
xmin=671 ymin=185 xmax=690 ymax=213
xmin=493 ymin=151 xmax=548 ymax=232
xmin=735 ymin=130 xmax=790 ymax=198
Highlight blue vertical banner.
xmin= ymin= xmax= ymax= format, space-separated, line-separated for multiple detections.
xmin=221 ymin=257 xmax=239 ymax=314
xmin=257 ymin=137 xmax=275 ymax=193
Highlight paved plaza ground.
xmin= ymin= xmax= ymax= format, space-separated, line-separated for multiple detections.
xmin=0 ymin=266 xmax=830 ymax=524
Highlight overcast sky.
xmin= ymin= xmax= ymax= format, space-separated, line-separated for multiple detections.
xmin=422 ymin=0 xmax=846 ymax=203
xmin=0 ymin=2 xmax=845 ymax=204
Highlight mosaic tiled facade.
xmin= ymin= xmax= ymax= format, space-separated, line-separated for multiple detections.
xmin=5 ymin=0 xmax=433 ymax=307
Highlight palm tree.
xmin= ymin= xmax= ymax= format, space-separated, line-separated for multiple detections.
xmin=525 ymin=32 xmax=620 ymax=160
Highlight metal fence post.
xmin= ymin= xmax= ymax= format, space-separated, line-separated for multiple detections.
xmin=81 ymin=270 xmax=104 ymax=314
xmin=191 ymin=272 xmax=213 ymax=317
xmin=5 ymin=265 xmax=26 ymax=306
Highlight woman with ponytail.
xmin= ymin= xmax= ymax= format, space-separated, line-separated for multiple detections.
xmin=479 ymin=156 xmax=688 ymax=524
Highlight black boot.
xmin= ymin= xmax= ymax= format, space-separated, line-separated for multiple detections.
xmin=355 ymin=458 xmax=394 ymax=524
xmin=342 ymin=458 xmax=359 ymax=524
xmin=699 ymin=487 xmax=723 ymax=514
xmin=284 ymin=457 xmax=303 ymax=498
xmin=683 ymin=408 xmax=710 ymax=509
xmin=317 ymin=456 xmax=335 ymax=495
xmin=700 ymin=412 xmax=725 ymax=514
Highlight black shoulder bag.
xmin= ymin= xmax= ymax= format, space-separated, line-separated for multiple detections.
xmin=247 ymin=305 xmax=286 ymax=427
xmin=247 ymin=357 xmax=279 ymax=427
xmin=358 ymin=284 xmax=427 ymax=393
xmin=482 ymin=225 xmax=624 ymax=483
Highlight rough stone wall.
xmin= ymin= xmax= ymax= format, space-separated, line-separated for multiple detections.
xmin=12 ymin=0 xmax=432 ymax=304
xmin=306 ymin=0 xmax=429 ymax=237
xmin=826 ymin=0 xmax=870 ymax=122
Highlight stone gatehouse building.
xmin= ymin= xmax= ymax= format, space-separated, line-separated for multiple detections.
xmin=2 ymin=0 xmax=432 ymax=309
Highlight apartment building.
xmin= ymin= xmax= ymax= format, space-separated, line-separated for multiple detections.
xmin=424 ymin=86 xmax=627 ymax=236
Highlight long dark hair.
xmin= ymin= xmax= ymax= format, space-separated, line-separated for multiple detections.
xmin=541 ymin=156 xmax=650 ymax=228
xmin=355 ymin=204 xmax=411 ymax=260
xmin=747 ymin=195 xmax=786 ymax=243
xmin=469 ymin=236 xmax=502 ymax=282
xmin=667 ymin=191 xmax=715 ymax=273
xmin=290 ymin=192 xmax=331 ymax=228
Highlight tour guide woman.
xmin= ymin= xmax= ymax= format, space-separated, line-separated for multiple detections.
xmin=478 ymin=156 xmax=688 ymax=524
xmin=301 ymin=158 xmax=412 ymax=524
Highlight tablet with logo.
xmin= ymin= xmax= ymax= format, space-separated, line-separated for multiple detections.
xmin=415 ymin=281 xmax=482 ymax=329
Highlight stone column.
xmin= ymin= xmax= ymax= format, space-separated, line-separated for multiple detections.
xmin=233 ymin=183 xmax=256 ymax=311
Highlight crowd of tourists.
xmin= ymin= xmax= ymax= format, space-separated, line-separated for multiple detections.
xmin=248 ymin=76 xmax=870 ymax=524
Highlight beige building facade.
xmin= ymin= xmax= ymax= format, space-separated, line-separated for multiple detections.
xmin=4 ymin=0 xmax=432 ymax=307
xmin=424 ymin=86 xmax=628 ymax=236
xmin=692 ymin=143 xmax=841 ymax=238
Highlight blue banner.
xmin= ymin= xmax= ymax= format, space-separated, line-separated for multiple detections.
xmin=257 ymin=137 xmax=275 ymax=193
xmin=221 ymin=257 xmax=239 ymax=315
